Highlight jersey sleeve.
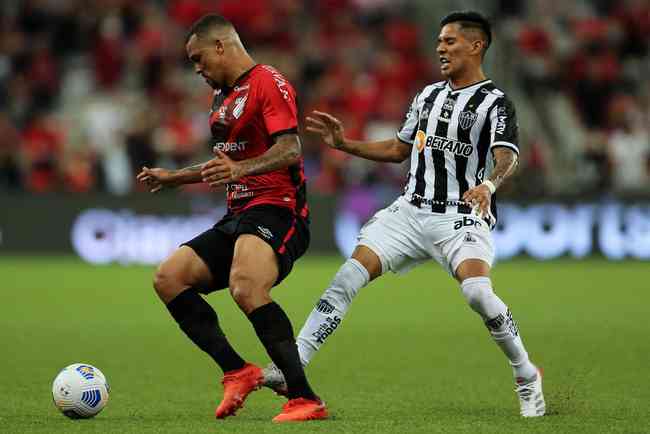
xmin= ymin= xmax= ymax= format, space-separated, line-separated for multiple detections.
xmin=489 ymin=96 xmax=519 ymax=154
xmin=259 ymin=69 xmax=299 ymax=139
xmin=396 ymin=92 xmax=420 ymax=144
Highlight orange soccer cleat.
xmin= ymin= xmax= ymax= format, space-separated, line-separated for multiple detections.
xmin=272 ymin=398 xmax=329 ymax=423
xmin=215 ymin=363 xmax=263 ymax=419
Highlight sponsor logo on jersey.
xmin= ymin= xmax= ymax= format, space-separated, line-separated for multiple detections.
xmin=217 ymin=105 xmax=227 ymax=120
xmin=213 ymin=141 xmax=247 ymax=152
xmin=495 ymin=106 xmax=508 ymax=135
xmin=415 ymin=130 xmax=426 ymax=152
xmin=442 ymin=97 xmax=455 ymax=111
xmin=418 ymin=135 xmax=473 ymax=156
xmin=453 ymin=216 xmax=483 ymax=230
xmin=256 ymin=226 xmax=273 ymax=240
xmin=459 ymin=110 xmax=479 ymax=130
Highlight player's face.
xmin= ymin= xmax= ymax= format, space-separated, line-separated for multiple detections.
xmin=186 ymin=34 xmax=224 ymax=89
xmin=436 ymin=23 xmax=476 ymax=79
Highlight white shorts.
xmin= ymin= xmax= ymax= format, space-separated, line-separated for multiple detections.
xmin=357 ymin=196 xmax=495 ymax=276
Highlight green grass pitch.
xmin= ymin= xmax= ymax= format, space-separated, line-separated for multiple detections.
xmin=1 ymin=256 xmax=649 ymax=433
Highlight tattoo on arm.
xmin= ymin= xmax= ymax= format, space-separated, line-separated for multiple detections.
xmin=173 ymin=162 xmax=207 ymax=185
xmin=183 ymin=163 xmax=203 ymax=172
xmin=238 ymin=134 xmax=301 ymax=177
xmin=488 ymin=147 xmax=518 ymax=190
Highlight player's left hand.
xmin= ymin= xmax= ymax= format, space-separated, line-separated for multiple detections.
xmin=462 ymin=184 xmax=491 ymax=218
xmin=201 ymin=149 xmax=243 ymax=187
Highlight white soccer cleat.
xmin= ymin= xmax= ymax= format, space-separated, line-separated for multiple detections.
xmin=262 ymin=363 xmax=288 ymax=397
xmin=515 ymin=368 xmax=546 ymax=417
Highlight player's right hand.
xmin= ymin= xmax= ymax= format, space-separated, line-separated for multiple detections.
xmin=305 ymin=110 xmax=345 ymax=150
xmin=136 ymin=167 xmax=175 ymax=193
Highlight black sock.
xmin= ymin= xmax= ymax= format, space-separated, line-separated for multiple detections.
xmin=248 ymin=302 xmax=318 ymax=400
xmin=166 ymin=288 xmax=246 ymax=373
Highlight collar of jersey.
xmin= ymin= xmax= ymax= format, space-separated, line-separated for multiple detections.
xmin=446 ymin=78 xmax=492 ymax=93
xmin=221 ymin=64 xmax=259 ymax=94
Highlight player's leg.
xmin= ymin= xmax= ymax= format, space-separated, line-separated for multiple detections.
xmin=292 ymin=197 xmax=427 ymax=367
xmin=454 ymin=259 xmax=545 ymax=417
xmin=229 ymin=234 xmax=327 ymax=421
xmin=153 ymin=244 xmax=246 ymax=373
xmin=294 ymin=245 xmax=379 ymax=366
xmin=455 ymin=260 xmax=537 ymax=378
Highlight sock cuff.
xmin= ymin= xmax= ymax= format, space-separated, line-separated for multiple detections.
xmin=460 ymin=276 xmax=491 ymax=290
xmin=347 ymin=258 xmax=370 ymax=285
xmin=248 ymin=302 xmax=294 ymax=341
xmin=166 ymin=287 xmax=203 ymax=322
xmin=247 ymin=301 xmax=281 ymax=324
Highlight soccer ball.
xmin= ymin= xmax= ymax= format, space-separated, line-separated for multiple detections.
xmin=52 ymin=363 xmax=109 ymax=419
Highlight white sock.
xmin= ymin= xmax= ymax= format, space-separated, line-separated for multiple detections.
xmin=461 ymin=277 xmax=537 ymax=380
xmin=296 ymin=258 xmax=370 ymax=366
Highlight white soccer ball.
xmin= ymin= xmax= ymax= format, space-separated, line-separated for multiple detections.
xmin=52 ymin=363 xmax=109 ymax=419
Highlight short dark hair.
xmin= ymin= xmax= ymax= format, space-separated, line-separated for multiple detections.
xmin=186 ymin=14 xmax=233 ymax=44
xmin=440 ymin=11 xmax=492 ymax=54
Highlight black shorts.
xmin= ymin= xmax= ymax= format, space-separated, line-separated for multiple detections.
xmin=182 ymin=205 xmax=310 ymax=293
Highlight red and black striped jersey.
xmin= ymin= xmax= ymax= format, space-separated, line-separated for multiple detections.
xmin=209 ymin=64 xmax=308 ymax=218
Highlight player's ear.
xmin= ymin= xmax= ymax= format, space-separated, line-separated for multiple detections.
xmin=214 ymin=39 xmax=225 ymax=55
xmin=471 ymin=40 xmax=483 ymax=55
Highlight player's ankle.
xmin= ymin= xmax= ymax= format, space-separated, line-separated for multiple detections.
xmin=512 ymin=361 xmax=537 ymax=381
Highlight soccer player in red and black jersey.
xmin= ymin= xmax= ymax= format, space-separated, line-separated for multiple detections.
xmin=136 ymin=14 xmax=327 ymax=423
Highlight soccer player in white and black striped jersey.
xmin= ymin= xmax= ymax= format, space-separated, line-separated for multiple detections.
xmin=263 ymin=11 xmax=546 ymax=417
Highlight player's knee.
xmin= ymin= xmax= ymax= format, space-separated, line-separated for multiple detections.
xmin=229 ymin=269 xmax=272 ymax=312
xmin=153 ymin=263 xmax=182 ymax=301
xmin=460 ymin=276 xmax=493 ymax=313
xmin=229 ymin=271 xmax=255 ymax=307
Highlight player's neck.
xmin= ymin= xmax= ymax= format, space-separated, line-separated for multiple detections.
xmin=225 ymin=54 xmax=257 ymax=87
xmin=448 ymin=67 xmax=487 ymax=90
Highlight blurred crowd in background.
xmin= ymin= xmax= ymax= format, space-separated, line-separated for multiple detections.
xmin=0 ymin=0 xmax=648 ymax=199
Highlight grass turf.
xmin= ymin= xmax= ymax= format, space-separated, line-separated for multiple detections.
xmin=1 ymin=256 xmax=649 ymax=433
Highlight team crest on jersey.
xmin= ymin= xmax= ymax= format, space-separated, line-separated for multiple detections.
xmin=415 ymin=130 xmax=426 ymax=152
xmin=232 ymin=95 xmax=248 ymax=119
xmin=459 ymin=110 xmax=478 ymax=130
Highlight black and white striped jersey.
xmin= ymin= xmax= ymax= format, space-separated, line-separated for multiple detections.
xmin=397 ymin=79 xmax=519 ymax=217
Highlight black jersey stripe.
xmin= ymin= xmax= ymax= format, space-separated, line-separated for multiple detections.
xmin=410 ymin=87 xmax=443 ymax=207
xmin=431 ymin=91 xmax=458 ymax=213
xmin=455 ymin=83 xmax=494 ymax=213
xmin=288 ymin=163 xmax=309 ymax=220
xmin=474 ymin=98 xmax=500 ymax=186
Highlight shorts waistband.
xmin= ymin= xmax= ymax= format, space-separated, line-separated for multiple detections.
xmin=404 ymin=195 xmax=472 ymax=214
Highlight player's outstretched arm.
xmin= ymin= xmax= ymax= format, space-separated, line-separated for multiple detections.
xmin=136 ymin=163 xmax=204 ymax=193
xmin=200 ymin=133 xmax=301 ymax=187
xmin=306 ymin=110 xmax=410 ymax=163
xmin=486 ymin=147 xmax=518 ymax=190
xmin=462 ymin=147 xmax=518 ymax=216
